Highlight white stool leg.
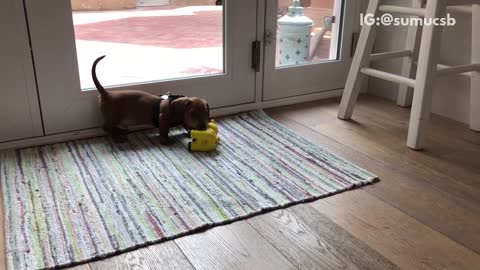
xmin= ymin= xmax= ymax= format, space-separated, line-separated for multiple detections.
xmin=338 ymin=0 xmax=381 ymax=119
xmin=470 ymin=4 xmax=480 ymax=131
xmin=407 ymin=0 xmax=447 ymax=150
xmin=397 ymin=0 xmax=423 ymax=107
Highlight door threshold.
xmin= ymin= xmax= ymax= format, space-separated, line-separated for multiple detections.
xmin=0 ymin=89 xmax=343 ymax=151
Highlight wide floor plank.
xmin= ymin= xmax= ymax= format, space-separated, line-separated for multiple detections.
xmin=175 ymin=221 xmax=296 ymax=270
xmin=357 ymin=96 xmax=480 ymax=146
xmin=339 ymin=97 xmax=480 ymax=187
xmin=89 ymin=241 xmax=194 ymax=270
xmin=266 ymin=113 xmax=480 ymax=254
xmin=312 ymin=113 xmax=480 ymax=209
xmin=68 ymin=265 xmax=91 ymax=270
xmin=267 ymin=98 xmax=480 ymax=204
xmin=247 ymin=206 xmax=398 ymax=270
xmin=312 ymin=189 xmax=480 ymax=270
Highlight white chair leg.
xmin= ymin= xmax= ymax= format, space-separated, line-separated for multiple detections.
xmin=407 ymin=0 xmax=447 ymax=150
xmin=470 ymin=4 xmax=480 ymax=131
xmin=397 ymin=0 xmax=423 ymax=107
xmin=338 ymin=0 xmax=381 ymax=119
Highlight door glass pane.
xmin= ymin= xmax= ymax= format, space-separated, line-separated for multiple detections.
xmin=72 ymin=0 xmax=224 ymax=89
xmin=276 ymin=0 xmax=341 ymax=67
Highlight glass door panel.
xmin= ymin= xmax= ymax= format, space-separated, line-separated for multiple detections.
xmin=276 ymin=0 xmax=340 ymax=66
xmin=72 ymin=3 xmax=224 ymax=89
xmin=263 ymin=0 xmax=358 ymax=100
xmin=25 ymin=0 xmax=256 ymax=134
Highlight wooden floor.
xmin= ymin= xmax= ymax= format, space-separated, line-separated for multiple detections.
xmin=2 ymin=95 xmax=480 ymax=269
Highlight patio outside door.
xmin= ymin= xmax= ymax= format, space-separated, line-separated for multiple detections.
xmin=24 ymin=0 xmax=257 ymax=134
xmin=262 ymin=0 xmax=359 ymax=100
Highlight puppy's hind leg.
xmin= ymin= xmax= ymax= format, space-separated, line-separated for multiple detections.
xmin=103 ymin=123 xmax=128 ymax=143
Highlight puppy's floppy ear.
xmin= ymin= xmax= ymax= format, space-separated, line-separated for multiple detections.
xmin=206 ymin=103 xmax=210 ymax=117
xmin=171 ymin=97 xmax=191 ymax=115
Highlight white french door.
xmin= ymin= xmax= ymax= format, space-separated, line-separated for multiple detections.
xmin=262 ymin=0 xmax=358 ymax=100
xmin=18 ymin=0 xmax=359 ymax=136
xmin=24 ymin=0 xmax=257 ymax=135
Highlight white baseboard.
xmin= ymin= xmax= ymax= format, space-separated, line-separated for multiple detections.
xmin=212 ymin=89 xmax=343 ymax=117
xmin=0 ymin=128 xmax=105 ymax=152
xmin=0 ymin=89 xmax=343 ymax=151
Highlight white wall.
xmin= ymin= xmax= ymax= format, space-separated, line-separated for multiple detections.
xmin=367 ymin=0 xmax=473 ymax=124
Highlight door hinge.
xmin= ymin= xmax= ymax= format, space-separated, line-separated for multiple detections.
xmin=251 ymin=40 xmax=261 ymax=72
xmin=351 ymin=32 xmax=359 ymax=57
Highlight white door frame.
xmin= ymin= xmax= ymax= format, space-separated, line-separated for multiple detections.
xmin=24 ymin=0 xmax=257 ymax=135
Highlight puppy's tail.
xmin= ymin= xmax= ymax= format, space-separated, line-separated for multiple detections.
xmin=91 ymin=55 xmax=109 ymax=97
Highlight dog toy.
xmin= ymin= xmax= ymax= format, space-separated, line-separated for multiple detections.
xmin=188 ymin=120 xmax=219 ymax=152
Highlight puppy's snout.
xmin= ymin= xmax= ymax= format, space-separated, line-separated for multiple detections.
xmin=199 ymin=122 xmax=208 ymax=130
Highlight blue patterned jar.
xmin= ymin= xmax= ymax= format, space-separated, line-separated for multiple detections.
xmin=277 ymin=0 xmax=313 ymax=66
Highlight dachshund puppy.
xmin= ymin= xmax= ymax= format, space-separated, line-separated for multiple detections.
xmin=92 ymin=55 xmax=210 ymax=144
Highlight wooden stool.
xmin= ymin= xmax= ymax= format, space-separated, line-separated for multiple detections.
xmin=337 ymin=0 xmax=479 ymax=150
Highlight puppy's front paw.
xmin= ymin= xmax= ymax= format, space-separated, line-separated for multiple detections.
xmin=113 ymin=136 xmax=128 ymax=144
xmin=159 ymin=137 xmax=174 ymax=146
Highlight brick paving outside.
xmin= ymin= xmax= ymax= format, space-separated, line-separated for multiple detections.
xmin=73 ymin=5 xmax=333 ymax=89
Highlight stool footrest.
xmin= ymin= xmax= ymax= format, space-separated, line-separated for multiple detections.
xmin=447 ymin=5 xmax=473 ymax=14
xmin=437 ymin=63 xmax=480 ymax=76
xmin=360 ymin=67 xmax=416 ymax=87
xmin=370 ymin=50 xmax=413 ymax=62
xmin=378 ymin=5 xmax=426 ymax=16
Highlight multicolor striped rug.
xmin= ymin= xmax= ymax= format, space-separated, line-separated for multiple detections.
xmin=1 ymin=111 xmax=377 ymax=270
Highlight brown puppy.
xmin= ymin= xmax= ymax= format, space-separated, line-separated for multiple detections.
xmin=92 ymin=55 xmax=210 ymax=144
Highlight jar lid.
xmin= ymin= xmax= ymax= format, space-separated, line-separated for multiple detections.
xmin=278 ymin=0 xmax=313 ymax=26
